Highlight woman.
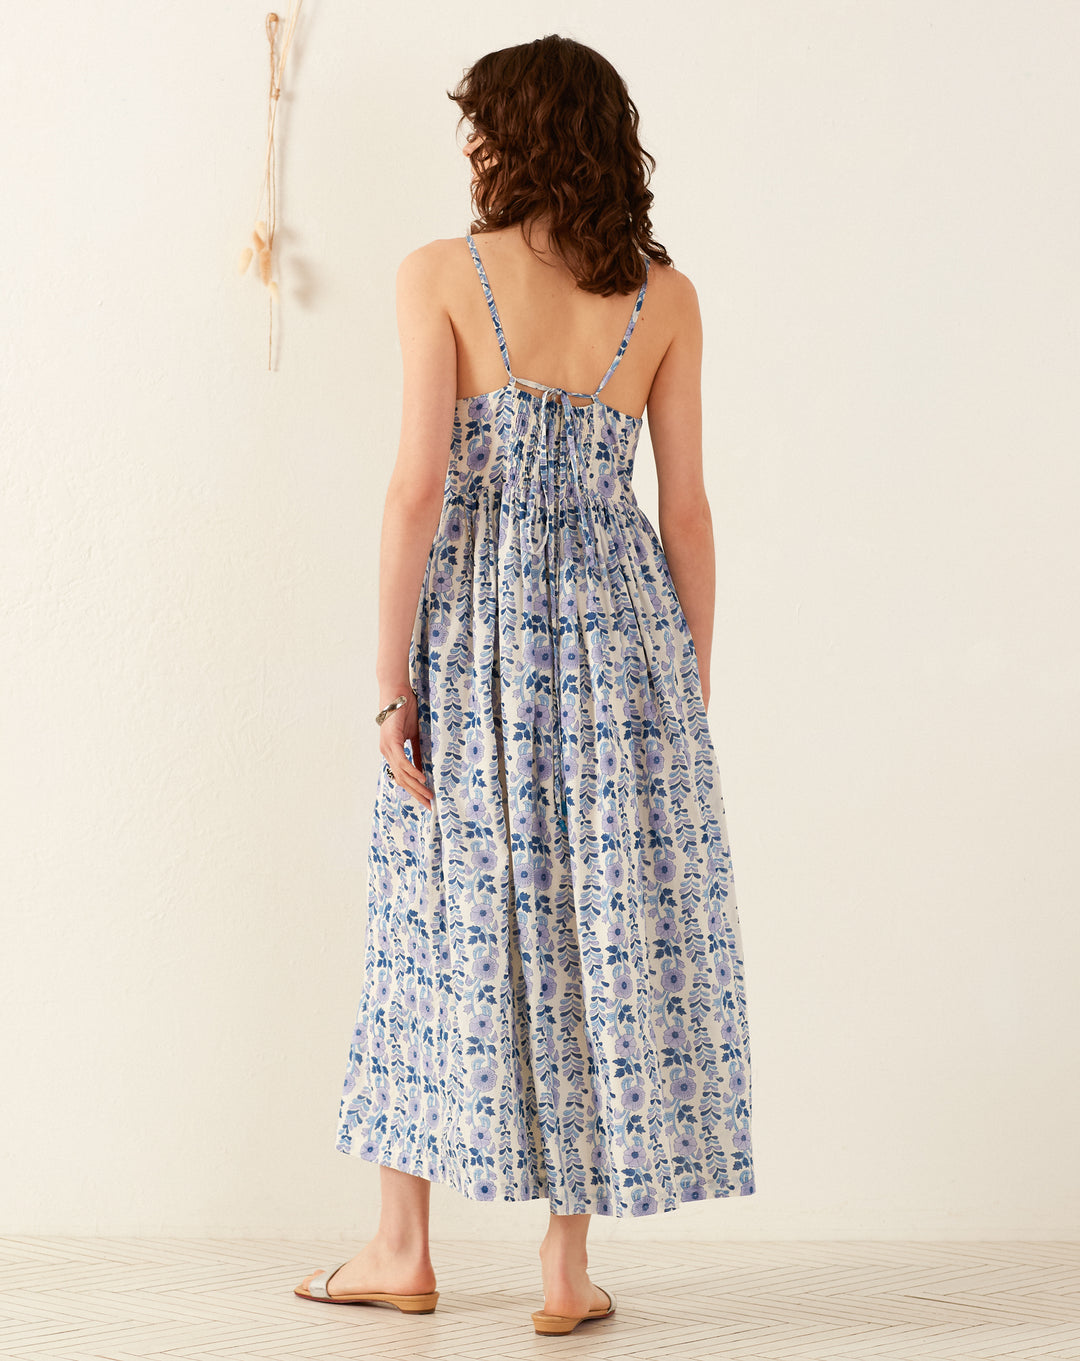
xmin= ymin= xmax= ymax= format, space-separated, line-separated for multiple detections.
xmin=296 ymin=33 xmax=755 ymax=1337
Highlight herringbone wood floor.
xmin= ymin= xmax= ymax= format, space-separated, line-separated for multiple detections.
xmin=0 ymin=1237 xmax=1076 ymax=1360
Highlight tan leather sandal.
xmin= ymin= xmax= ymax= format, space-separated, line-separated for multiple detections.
xmin=531 ymin=1283 xmax=616 ymax=1335
xmin=294 ymin=1263 xmax=439 ymax=1313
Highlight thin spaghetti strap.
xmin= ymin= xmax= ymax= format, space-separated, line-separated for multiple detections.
xmin=465 ymin=233 xmax=513 ymax=379
xmin=593 ymin=259 xmax=650 ymax=398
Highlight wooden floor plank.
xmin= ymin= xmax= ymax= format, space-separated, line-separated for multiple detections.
xmin=0 ymin=1237 xmax=1074 ymax=1359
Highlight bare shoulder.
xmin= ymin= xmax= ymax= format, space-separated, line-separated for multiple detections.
xmin=399 ymin=236 xmax=469 ymax=266
xmin=646 ymin=258 xmax=700 ymax=319
xmin=395 ymin=237 xmax=470 ymax=297
xmin=642 ymin=260 xmax=702 ymax=380
xmin=396 ymin=238 xmax=445 ymax=281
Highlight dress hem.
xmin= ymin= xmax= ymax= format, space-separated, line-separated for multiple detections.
xmin=334 ymin=1134 xmax=755 ymax=1218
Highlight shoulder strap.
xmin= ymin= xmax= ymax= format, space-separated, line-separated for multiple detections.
xmin=465 ymin=234 xmax=513 ymax=378
xmin=593 ymin=260 xmax=650 ymax=397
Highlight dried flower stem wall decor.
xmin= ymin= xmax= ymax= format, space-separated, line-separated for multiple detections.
xmin=237 ymin=4 xmax=304 ymax=370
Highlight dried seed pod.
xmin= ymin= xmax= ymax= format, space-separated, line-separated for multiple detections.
xmin=258 ymin=246 xmax=272 ymax=284
xmin=238 ymin=246 xmax=254 ymax=274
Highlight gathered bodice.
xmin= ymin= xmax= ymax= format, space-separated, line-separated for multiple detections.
xmin=448 ymin=381 xmax=645 ymax=508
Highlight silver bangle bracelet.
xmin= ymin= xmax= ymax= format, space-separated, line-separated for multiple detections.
xmin=376 ymin=692 xmax=409 ymax=725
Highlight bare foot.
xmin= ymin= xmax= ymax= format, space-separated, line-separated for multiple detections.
xmin=538 ymin=1244 xmax=610 ymax=1317
xmin=299 ymin=1240 xmax=436 ymax=1298
xmin=539 ymin=1278 xmax=611 ymax=1317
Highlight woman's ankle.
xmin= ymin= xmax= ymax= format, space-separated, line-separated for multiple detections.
xmin=539 ymin=1238 xmax=587 ymax=1266
xmin=371 ymin=1232 xmax=433 ymax=1264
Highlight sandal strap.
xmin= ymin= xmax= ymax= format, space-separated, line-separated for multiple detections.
xmin=306 ymin=1262 xmax=347 ymax=1300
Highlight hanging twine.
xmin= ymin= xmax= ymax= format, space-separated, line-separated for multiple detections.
xmin=237 ymin=4 xmax=303 ymax=369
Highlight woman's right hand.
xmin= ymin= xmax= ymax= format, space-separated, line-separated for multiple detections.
xmin=378 ymin=688 xmax=433 ymax=810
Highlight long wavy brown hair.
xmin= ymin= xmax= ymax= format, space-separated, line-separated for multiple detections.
xmin=447 ymin=35 xmax=673 ymax=297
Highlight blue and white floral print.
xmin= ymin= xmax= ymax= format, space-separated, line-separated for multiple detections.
xmin=335 ymin=232 xmax=755 ymax=1215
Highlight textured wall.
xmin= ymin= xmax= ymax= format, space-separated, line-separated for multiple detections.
xmin=2 ymin=0 xmax=1078 ymax=1239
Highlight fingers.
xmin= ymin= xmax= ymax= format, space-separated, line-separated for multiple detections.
xmin=378 ymin=703 xmax=431 ymax=809
xmin=387 ymin=757 xmax=433 ymax=811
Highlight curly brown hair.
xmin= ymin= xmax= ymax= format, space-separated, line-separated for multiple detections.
xmin=447 ymin=35 xmax=674 ymax=297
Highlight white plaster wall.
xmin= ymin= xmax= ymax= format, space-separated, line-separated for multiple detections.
xmin=2 ymin=1 xmax=1077 ymax=1240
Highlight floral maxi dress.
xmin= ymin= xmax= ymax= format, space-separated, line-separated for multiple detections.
xmin=335 ymin=231 xmax=756 ymax=1216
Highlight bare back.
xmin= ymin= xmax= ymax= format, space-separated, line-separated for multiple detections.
xmin=446 ymin=226 xmax=675 ymax=420
xmin=396 ymin=226 xmax=706 ymax=528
